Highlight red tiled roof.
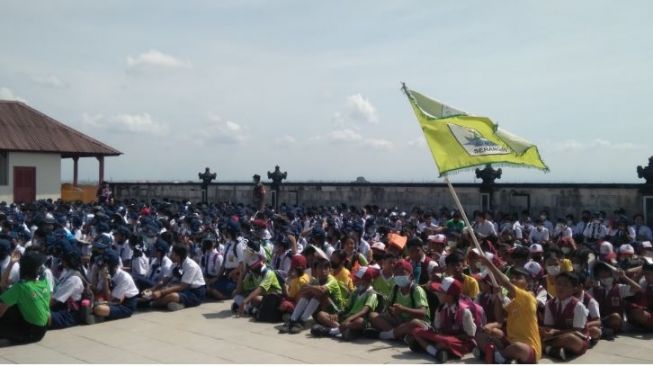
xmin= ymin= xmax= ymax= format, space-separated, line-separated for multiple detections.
xmin=0 ymin=101 xmax=121 ymax=158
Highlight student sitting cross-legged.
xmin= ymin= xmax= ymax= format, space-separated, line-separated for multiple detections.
xmin=150 ymin=245 xmax=206 ymax=311
xmin=280 ymin=257 xmax=347 ymax=334
xmin=0 ymin=251 xmax=51 ymax=346
xmin=92 ymin=249 xmax=139 ymax=321
xmin=473 ymin=254 xmax=542 ymax=364
xmin=368 ymin=259 xmax=430 ymax=342
xmin=233 ymin=250 xmax=283 ymax=320
xmin=310 ymin=266 xmax=380 ymax=340
xmin=540 ymin=271 xmax=590 ymax=361
xmin=410 ymin=277 xmax=481 ymax=363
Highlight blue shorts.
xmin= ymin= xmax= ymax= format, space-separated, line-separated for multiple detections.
xmin=50 ymin=310 xmax=79 ymax=329
xmin=107 ymin=296 xmax=138 ymax=320
xmin=213 ymin=277 xmax=236 ymax=297
xmin=179 ymin=286 xmax=206 ymax=308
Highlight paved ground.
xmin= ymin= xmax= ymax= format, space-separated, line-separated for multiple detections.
xmin=2 ymin=301 xmax=653 ymax=364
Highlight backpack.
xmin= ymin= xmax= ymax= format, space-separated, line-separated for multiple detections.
xmin=69 ymin=270 xmax=95 ymax=324
xmin=255 ymin=293 xmax=283 ymax=323
xmin=456 ymin=295 xmax=486 ymax=330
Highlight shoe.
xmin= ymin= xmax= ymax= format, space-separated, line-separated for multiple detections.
xmin=289 ymin=320 xmax=305 ymax=334
xmin=473 ymin=347 xmax=483 ymax=360
xmin=484 ymin=343 xmax=496 ymax=364
xmin=404 ymin=335 xmax=421 ymax=353
xmin=362 ymin=328 xmax=380 ymax=339
xmin=167 ymin=302 xmax=186 ymax=312
xmin=435 ymin=350 xmax=449 ymax=363
xmin=341 ymin=328 xmax=354 ymax=341
xmin=310 ymin=324 xmax=331 ymax=338
xmin=278 ymin=322 xmax=292 ymax=334
xmin=547 ymin=346 xmax=566 ymax=361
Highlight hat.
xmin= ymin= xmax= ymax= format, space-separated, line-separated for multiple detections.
xmin=427 ymin=234 xmax=447 ymax=244
xmin=394 ymin=259 xmax=413 ymax=274
xmin=429 ymin=277 xmax=462 ymax=297
xmin=599 ymin=241 xmax=614 ymax=255
xmin=618 ymin=244 xmax=635 ymax=255
xmin=103 ymin=249 xmax=120 ymax=267
xmin=115 ymin=225 xmax=131 ymax=237
xmin=290 ymin=255 xmax=307 ymax=270
xmin=642 ymin=241 xmax=652 ymax=249
xmin=252 ymin=219 xmax=267 ymax=229
xmin=523 ymin=261 xmax=543 ymax=278
xmin=93 ymin=235 xmax=113 ymax=250
xmin=354 ymin=266 xmax=380 ymax=282
xmin=371 ymin=242 xmax=386 ymax=252
xmin=529 ymin=243 xmax=544 ymax=254
xmin=154 ymin=239 xmax=170 ymax=254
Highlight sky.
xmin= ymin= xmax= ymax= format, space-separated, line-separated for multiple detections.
xmin=1 ymin=0 xmax=652 ymax=184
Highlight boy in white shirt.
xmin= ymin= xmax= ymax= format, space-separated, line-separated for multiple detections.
xmin=150 ymin=245 xmax=206 ymax=311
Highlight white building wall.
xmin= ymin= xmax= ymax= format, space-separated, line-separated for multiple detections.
xmin=0 ymin=152 xmax=61 ymax=203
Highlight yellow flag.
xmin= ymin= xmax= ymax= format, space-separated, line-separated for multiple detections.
xmin=404 ymin=86 xmax=549 ymax=177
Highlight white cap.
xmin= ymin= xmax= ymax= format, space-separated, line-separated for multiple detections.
xmin=642 ymin=241 xmax=652 ymax=249
xmin=529 ymin=243 xmax=544 ymax=253
xmin=523 ymin=261 xmax=543 ymax=278
xmin=427 ymin=234 xmax=447 ymax=244
xmin=371 ymin=242 xmax=386 ymax=252
xmin=600 ymin=241 xmax=614 ymax=255
xmin=618 ymin=244 xmax=635 ymax=255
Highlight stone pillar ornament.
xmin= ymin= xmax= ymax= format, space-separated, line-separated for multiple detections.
xmin=475 ymin=164 xmax=502 ymax=186
xmin=267 ymin=165 xmax=287 ymax=210
xmin=198 ymin=167 xmax=217 ymax=203
xmin=637 ymin=156 xmax=653 ymax=184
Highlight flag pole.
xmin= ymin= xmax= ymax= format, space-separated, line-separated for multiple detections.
xmin=443 ymin=175 xmax=499 ymax=287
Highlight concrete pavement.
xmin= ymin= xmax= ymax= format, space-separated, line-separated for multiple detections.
xmin=2 ymin=301 xmax=653 ymax=363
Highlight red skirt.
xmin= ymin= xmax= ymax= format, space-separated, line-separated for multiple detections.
xmin=412 ymin=328 xmax=474 ymax=358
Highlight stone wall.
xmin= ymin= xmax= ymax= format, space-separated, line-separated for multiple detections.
xmin=110 ymin=181 xmax=653 ymax=224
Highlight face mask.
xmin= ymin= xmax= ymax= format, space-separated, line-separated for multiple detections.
xmin=600 ymin=278 xmax=614 ymax=288
xmin=561 ymin=247 xmax=571 ymax=255
xmin=394 ymin=275 xmax=411 ymax=288
xmin=546 ymin=265 xmax=560 ymax=276
xmin=475 ymin=261 xmax=487 ymax=273
xmin=572 ymin=264 xmax=582 ymax=272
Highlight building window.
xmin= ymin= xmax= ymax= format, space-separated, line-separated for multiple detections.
xmin=0 ymin=152 xmax=7 ymax=185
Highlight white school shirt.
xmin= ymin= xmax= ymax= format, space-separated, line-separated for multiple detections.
xmin=179 ymin=257 xmax=206 ymax=288
xmin=358 ymin=239 xmax=371 ymax=257
xmin=53 ymin=269 xmax=84 ymax=303
xmin=200 ymin=250 xmax=223 ymax=277
xmin=222 ymin=240 xmax=245 ymax=270
xmin=146 ymin=256 xmax=173 ymax=282
xmin=474 ymin=221 xmax=497 ymax=238
xmin=583 ymin=222 xmax=608 ymax=241
xmin=529 ymin=227 xmax=550 ymax=243
xmin=115 ymin=240 xmax=133 ymax=264
xmin=1 ymin=257 xmax=20 ymax=285
xmin=634 ymin=225 xmax=653 ymax=241
xmin=543 ymin=297 xmax=588 ymax=329
xmin=110 ymin=268 xmax=139 ymax=300
xmin=579 ymin=291 xmax=601 ymax=320
xmin=574 ymin=221 xmax=588 ymax=236
xmin=131 ymin=255 xmax=149 ymax=277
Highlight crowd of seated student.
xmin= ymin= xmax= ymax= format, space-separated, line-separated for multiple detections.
xmin=1 ymin=200 xmax=653 ymax=364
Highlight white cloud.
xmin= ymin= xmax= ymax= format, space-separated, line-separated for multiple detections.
xmin=407 ymin=136 xmax=427 ymax=148
xmin=274 ymin=135 xmax=296 ymax=146
xmin=0 ymin=87 xmax=26 ymax=103
xmin=126 ymin=50 xmax=192 ymax=70
xmin=193 ymin=115 xmax=248 ymax=145
xmin=82 ymin=112 xmax=169 ymax=136
xmin=325 ymin=129 xmax=393 ymax=150
xmin=345 ymin=93 xmax=378 ymax=124
xmin=30 ymin=74 xmax=66 ymax=88
xmin=550 ymin=138 xmax=645 ymax=152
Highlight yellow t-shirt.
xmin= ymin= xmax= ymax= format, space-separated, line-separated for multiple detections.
xmin=287 ymin=273 xmax=310 ymax=300
xmin=333 ymin=267 xmax=355 ymax=292
xmin=462 ymin=273 xmax=479 ymax=299
xmin=506 ymin=287 xmax=542 ymax=361
xmin=546 ymin=259 xmax=573 ymax=298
